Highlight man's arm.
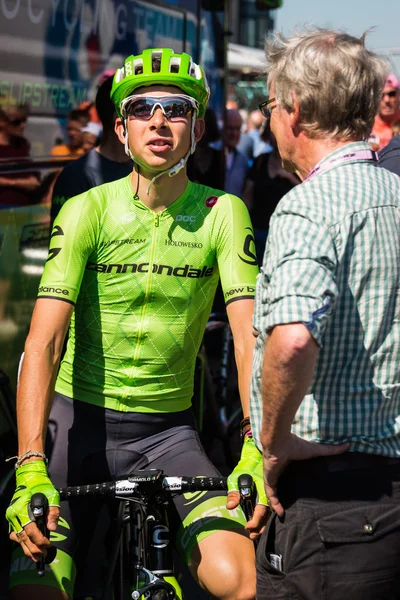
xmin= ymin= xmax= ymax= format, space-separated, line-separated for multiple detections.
xmin=260 ymin=323 xmax=348 ymax=517
xmin=260 ymin=323 xmax=318 ymax=450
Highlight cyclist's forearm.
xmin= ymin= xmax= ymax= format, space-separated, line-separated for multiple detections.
xmin=234 ymin=334 xmax=255 ymax=417
xmin=16 ymin=337 xmax=62 ymax=457
xmin=226 ymin=299 xmax=256 ymax=418
xmin=16 ymin=299 xmax=73 ymax=460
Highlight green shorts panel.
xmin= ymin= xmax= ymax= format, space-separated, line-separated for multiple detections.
xmin=8 ymin=546 xmax=76 ymax=598
xmin=176 ymin=495 xmax=247 ymax=562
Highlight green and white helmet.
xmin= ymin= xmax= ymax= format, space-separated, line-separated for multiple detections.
xmin=111 ymin=48 xmax=210 ymax=118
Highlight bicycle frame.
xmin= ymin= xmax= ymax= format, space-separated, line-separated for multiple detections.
xmin=105 ymin=487 xmax=182 ymax=599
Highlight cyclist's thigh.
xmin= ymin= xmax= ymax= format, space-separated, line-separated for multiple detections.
xmin=143 ymin=422 xmax=247 ymax=565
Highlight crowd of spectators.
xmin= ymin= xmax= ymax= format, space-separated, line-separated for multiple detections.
xmin=1 ymin=68 xmax=400 ymax=245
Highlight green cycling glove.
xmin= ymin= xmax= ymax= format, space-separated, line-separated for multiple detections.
xmin=6 ymin=460 xmax=60 ymax=534
xmin=227 ymin=435 xmax=268 ymax=506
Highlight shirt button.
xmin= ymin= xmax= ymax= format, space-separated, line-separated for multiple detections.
xmin=364 ymin=524 xmax=373 ymax=534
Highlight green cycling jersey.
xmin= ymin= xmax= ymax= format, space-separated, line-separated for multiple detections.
xmin=38 ymin=176 xmax=258 ymax=412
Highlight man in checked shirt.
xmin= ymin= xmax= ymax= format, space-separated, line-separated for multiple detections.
xmin=250 ymin=27 xmax=400 ymax=599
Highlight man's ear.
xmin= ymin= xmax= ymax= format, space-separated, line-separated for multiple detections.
xmin=194 ymin=118 xmax=205 ymax=143
xmin=288 ymin=90 xmax=301 ymax=131
xmin=115 ymin=117 xmax=126 ymax=144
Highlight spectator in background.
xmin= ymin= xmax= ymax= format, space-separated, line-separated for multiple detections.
xmin=51 ymin=75 xmax=132 ymax=225
xmin=0 ymin=98 xmax=39 ymax=340
xmin=379 ymin=120 xmax=400 ymax=177
xmin=237 ymin=109 xmax=253 ymax=162
xmin=370 ymin=73 xmax=400 ymax=151
xmin=243 ymin=119 xmax=299 ymax=263
xmin=222 ymin=108 xmax=248 ymax=196
xmin=81 ymin=121 xmax=103 ymax=153
xmin=51 ymin=108 xmax=90 ymax=157
xmin=226 ymin=98 xmax=239 ymax=110
xmin=391 ymin=119 xmax=400 ymax=138
xmin=0 ymin=99 xmax=40 ymax=206
xmin=238 ymin=110 xmax=272 ymax=164
xmin=187 ymin=107 xmax=224 ymax=189
xmin=78 ymin=69 xmax=116 ymax=123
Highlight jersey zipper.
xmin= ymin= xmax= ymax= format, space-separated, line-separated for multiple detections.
xmin=127 ymin=212 xmax=160 ymax=405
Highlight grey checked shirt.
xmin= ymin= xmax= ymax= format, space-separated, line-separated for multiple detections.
xmin=250 ymin=142 xmax=400 ymax=456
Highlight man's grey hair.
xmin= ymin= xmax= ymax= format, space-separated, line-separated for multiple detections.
xmin=265 ymin=28 xmax=388 ymax=141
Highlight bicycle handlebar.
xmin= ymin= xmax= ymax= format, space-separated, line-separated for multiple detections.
xmin=31 ymin=472 xmax=255 ymax=577
xmin=58 ymin=471 xmax=229 ymax=500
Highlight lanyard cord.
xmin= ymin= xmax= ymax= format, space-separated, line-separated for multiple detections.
xmin=305 ymin=149 xmax=378 ymax=182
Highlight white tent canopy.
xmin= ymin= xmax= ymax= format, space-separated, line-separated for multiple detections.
xmin=228 ymin=42 xmax=266 ymax=73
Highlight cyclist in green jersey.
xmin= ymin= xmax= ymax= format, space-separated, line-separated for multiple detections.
xmin=6 ymin=48 xmax=268 ymax=599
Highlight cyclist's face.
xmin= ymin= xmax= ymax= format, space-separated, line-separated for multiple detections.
xmin=115 ymin=85 xmax=204 ymax=174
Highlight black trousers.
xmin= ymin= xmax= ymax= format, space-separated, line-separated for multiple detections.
xmin=256 ymin=454 xmax=400 ymax=600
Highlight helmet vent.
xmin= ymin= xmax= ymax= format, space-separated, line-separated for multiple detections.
xmin=115 ymin=67 xmax=124 ymax=83
xmin=169 ymin=56 xmax=181 ymax=73
xmin=151 ymin=50 xmax=162 ymax=72
xmin=133 ymin=58 xmax=143 ymax=75
xmin=191 ymin=63 xmax=201 ymax=80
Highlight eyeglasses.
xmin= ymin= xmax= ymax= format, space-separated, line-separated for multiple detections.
xmin=120 ymin=95 xmax=198 ymax=121
xmin=8 ymin=117 xmax=27 ymax=126
xmin=382 ymin=90 xmax=398 ymax=99
xmin=259 ymin=97 xmax=276 ymax=119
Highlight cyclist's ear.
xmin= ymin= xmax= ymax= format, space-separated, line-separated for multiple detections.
xmin=194 ymin=117 xmax=205 ymax=143
xmin=114 ymin=117 xmax=127 ymax=143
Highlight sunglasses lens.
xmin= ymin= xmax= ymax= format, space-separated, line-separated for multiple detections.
xmin=125 ymin=99 xmax=153 ymax=119
xmin=10 ymin=118 xmax=26 ymax=126
xmin=163 ymin=100 xmax=192 ymax=119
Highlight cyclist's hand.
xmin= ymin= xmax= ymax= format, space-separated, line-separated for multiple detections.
xmin=6 ymin=460 xmax=60 ymax=561
xmin=226 ymin=436 xmax=269 ymax=540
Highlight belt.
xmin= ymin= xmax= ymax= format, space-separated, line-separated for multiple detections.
xmin=288 ymin=452 xmax=400 ymax=475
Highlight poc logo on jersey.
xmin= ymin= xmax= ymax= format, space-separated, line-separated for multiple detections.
xmin=175 ymin=214 xmax=196 ymax=223
xmin=205 ymin=196 xmax=218 ymax=208
xmin=120 ymin=212 xmax=135 ymax=224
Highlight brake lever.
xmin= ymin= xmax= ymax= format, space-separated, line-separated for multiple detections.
xmin=30 ymin=493 xmax=57 ymax=576
xmin=238 ymin=473 xmax=256 ymax=522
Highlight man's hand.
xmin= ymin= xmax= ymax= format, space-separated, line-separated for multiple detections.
xmin=6 ymin=460 xmax=60 ymax=561
xmin=227 ymin=436 xmax=270 ymax=540
xmin=262 ymin=434 xmax=350 ymax=517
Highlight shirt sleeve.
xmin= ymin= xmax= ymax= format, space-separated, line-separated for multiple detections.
xmin=213 ymin=194 xmax=259 ymax=304
xmin=38 ymin=191 xmax=99 ymax=304
xmin=259 ymin=196 xmax=338 ymax=346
